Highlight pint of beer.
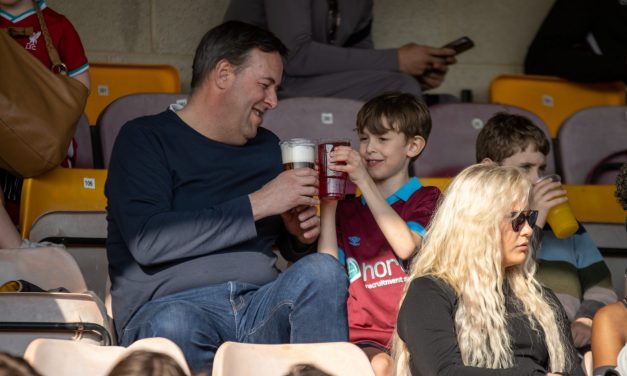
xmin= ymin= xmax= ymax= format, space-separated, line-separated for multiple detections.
xmin=280 ymin=138 xmax=315 ymax=170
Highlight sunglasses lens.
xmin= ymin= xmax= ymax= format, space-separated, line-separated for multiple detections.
xmin=528 ymin=211 xmax=538 ymax=228
xmin=512 ymin=215 xmax=525 ymax=232
xmin=511 ymin=211 xmax=539 ymax=232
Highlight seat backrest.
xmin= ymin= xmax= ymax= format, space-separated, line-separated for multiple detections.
xmin=413 ymin=103 xmax=556 ymax=178
xmin=97 ymin=93 xmax=188 ymax=168
xmin=212 ymin=342 xmax=375 ymax=376
xmin=490 ymin=74 xmax=626 ymax=137
xmin=24 ymin=337 xmax=191 ymax=376
xmin=19 ymin=168 xmax=108 ymax=239
xmin=0 ymin=247 xmax=86 ymax=292
xmin=85 ymin=63 xmax=180 ymax=124
xmin=557 ymin=106 xmax=627 ymax=184
xmin=74 ymin=114 xmax=94 ymax=168
xmin=262 ymin=97 xmax=364 ymax=147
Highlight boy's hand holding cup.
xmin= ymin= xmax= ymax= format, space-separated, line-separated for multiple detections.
xmin=533 ymin=174 xmax=579 ymax=239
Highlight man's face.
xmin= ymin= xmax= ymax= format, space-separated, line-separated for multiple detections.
xmin=500 ymin=145 xmax=547 ymax=183
xmin=227 ymin=49 xmax=283 ymax=144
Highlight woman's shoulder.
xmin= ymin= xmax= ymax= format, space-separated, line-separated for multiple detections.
xmin=406 ymin=276 xmax=456 ymax=301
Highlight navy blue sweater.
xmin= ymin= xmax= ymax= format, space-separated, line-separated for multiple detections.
xmin=106 ymin=110 xmax=307 ymax=334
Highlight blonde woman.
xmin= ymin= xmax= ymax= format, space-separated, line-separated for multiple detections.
xmin=392 ymin=164 xmax=583 ymax=375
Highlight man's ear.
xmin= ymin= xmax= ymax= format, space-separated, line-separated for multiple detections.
xmin=407 ymin=136 xmax=426 ymax=158
xmin=214 ymin=59 xmax=234 ymax=89
xmin=481 ymin=157 xmax=496 ymax=165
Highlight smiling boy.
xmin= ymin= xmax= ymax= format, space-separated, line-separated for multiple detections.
xmin=318 ymin=92 xmax=440 ymax=376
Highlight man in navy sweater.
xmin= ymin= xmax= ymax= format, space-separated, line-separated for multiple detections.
xmin=105 ymin=21 xmax=348 ymax=373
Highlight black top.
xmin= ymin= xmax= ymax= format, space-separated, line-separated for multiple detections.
xmin=397 ymin=276 xmax=584 ymax=376
xmin=525 ymin=0 xmax=627 ymax=82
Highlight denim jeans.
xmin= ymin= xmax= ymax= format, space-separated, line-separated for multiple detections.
xmin=119 ymin=253 xmax=348 ymax=373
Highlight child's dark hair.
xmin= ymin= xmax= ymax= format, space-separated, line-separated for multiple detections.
xmin=283 ymin=364 xmax=332 ymax=376
xmin=475 ymin=112 xmax=550 ymax=163
xmin=356 ymin=92 xmax=431 ymax=141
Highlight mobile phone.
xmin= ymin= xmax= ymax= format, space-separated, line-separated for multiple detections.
xmin=442 ymin=36 xmax=474 ymax=55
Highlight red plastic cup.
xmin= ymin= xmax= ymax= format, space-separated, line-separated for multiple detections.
xmin=318 ymin=139 xmax=350 ymax=200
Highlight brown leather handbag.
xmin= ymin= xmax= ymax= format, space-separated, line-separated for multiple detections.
xmin=0 ymin=0 xmax=88 ymax=178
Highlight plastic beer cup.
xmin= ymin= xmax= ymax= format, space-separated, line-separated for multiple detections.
xmin=279 ymin=138 xmax=315 ymax=170
xmin=536 ymin=174 xmax=578 ymax=239
xmin=318 ymin=139 xmax=350 ymax=200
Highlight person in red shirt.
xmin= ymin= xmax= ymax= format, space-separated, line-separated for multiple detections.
xmin=0 ymin=0 xmax=90 ymax=246
xmin=318 ymin=92 xmax=440 ymax=376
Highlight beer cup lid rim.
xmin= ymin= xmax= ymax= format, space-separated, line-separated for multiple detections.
xmin=280 ymin=138 xmax=315 ymax=146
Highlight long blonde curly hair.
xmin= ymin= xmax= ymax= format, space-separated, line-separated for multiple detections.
xmin=392 ymin=164 xmax=570 ymax=375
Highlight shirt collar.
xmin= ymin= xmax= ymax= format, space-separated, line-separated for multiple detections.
xmin=1 ymin=0 xmax=46 ymax=23
xmin=360 ymin=177 xmax=422 ymax=206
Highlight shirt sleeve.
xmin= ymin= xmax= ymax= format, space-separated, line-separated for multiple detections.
xmin=573 ymin=226 xmax=617 ymax=319
xmin=404 ymin=187 xmax=441 ymax=238
xmin=106 ymin=121 xmax=258 ymax=266
xmin=261 ymin=0 xmax=399 ymax=76
xmin=56 ymin=15 xmax=89 ymax=77
xmin=397 ymin=277 xmax=545 ymax=376
xmin=524 ymin=0 xmax=627 ymax=82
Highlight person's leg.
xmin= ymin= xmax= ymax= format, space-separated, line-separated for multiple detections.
xmin=118 ymin=284 xmax=236 ymax=374
xmin=0 ymin=191 xmax=21 ymax=249
xmin=236 ymin=252 xmax=348 ymax=344
xmin=362 ymin=346 xmax=394 ymax=376
xmin=280 ymin=71 xmax=422 ymax=101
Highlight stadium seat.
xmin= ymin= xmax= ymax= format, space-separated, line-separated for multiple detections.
xmin=24 ymin=337 xmax=190 ymax=376
xmin=19 ymin=167 xmax=109 ymax=298
xmin=412 ymin=103 xmax=556 ymax=178
xmin=557 ymin=106 xmax=627 ymax=184
xmin=0 ymin=247 xmax=114 ymax=355
xmin=490 ymin=74 xmax=626 ymax=138
xmin=19 ymin=168 xmax=107 ymax=239
xmin=212 ymin=342 xmax=375 ymax=376
xmin=97 ymin=93 xmax=188 ymax=168
xmin=85 ymin=63 xmax=181 ymax=124
xmin=262 ymin=97 xmax=364 ymax=147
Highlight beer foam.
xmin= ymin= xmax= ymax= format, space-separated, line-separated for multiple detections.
xmin=281 ymin=143 xmax=314 ymax=163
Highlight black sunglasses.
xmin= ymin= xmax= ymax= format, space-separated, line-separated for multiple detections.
xmin=510 ymin=210 xmax=538 ymax=232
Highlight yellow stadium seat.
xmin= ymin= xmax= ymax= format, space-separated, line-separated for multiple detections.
xmin=19 ymin=168 xmax=108 ymax=239
xmin=490 ymin=74 xmax=625 ymax=137
xmin=85 ymin=63 xmax=180 ymax=124
xmin=565 ymin=184 xmax=625 ymax=224
xmin=419 ymin=177 xmax=453 ymax=193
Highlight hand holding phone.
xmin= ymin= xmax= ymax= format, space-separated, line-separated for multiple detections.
xmin=442 ymin=36 xmax=475 ymax=55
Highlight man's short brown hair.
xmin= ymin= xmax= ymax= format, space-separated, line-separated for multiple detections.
xmin=475 ymin=112 xmax=550 ymax=163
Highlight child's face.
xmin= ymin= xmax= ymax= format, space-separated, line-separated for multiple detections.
xmin=500 ymin=145 xmax=547 ymax=183
xmin=358 ymin=120 xmax=423 ymax=183
xmin=0 ymin=0 xmax=27 ymax=8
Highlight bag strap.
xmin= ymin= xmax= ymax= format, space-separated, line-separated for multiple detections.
xmin=31 ymin=0 xmax=67 ymax=74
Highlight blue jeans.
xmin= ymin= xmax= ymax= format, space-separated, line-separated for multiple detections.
xmin=119 ymin=253 xmax=348 ymax=373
